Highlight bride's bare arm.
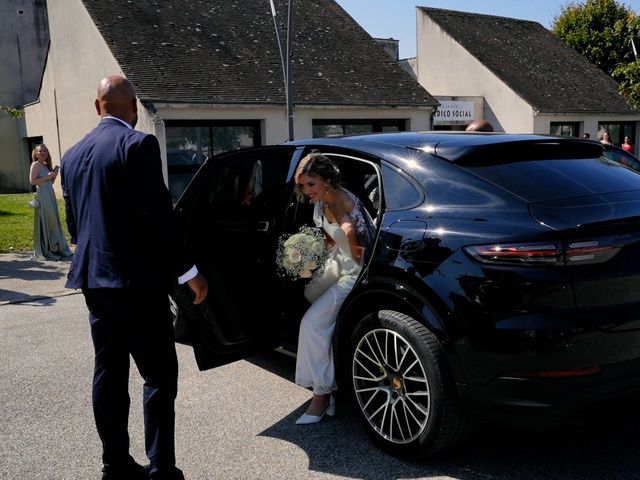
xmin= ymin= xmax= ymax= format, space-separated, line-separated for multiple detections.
xmin=340 ymin=215 xmax=363 ymax=263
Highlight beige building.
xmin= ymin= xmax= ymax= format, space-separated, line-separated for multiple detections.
xmin=415 ymin=7 xmax=640 ymax=147
xmin=0 ymin=1 xmax=50 ymax=193
xmin=17 ymin=0 xmax=437 ymax=199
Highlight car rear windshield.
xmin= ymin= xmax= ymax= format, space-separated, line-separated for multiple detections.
xmin=462 ymin=157 xmax=640 ymax=203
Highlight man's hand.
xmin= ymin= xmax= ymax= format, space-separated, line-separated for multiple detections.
xmin=186 ymin=273 xmax=208 ymax=305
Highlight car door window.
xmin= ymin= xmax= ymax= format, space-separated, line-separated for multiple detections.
xmin=380 ymin=163 xmax=423 ymax=210
xmin=286 ymin=151 xmax=381 ymax=232
xmin=327 ymin=153 xmax=381 ymax=221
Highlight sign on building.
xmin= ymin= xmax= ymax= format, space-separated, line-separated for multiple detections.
xmin=433 ymin=101 xmax=475 ymax=125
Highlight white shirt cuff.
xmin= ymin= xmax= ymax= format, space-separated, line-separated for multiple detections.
xmin=178 ymin=265 xmax=198 ymax=284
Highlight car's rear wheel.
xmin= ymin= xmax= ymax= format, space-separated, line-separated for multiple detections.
xmin=350 ymin=310 xmax=472 ymax=457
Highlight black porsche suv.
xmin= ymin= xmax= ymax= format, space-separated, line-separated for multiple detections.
xmin=170 ymin=132 xmax=640 ymax=457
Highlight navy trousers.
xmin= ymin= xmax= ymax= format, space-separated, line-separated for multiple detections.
xmin=83 ymin=287 xmax=178 ymax=476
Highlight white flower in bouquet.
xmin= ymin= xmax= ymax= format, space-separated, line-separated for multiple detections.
xmin=287 ymin=248 xmax=302 ymax=263
xmin=277 ymin=226 xmax=328 ymax=279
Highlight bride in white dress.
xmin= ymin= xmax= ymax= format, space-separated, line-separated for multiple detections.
xmin=293 ymin=153 xmax=375 ymax=425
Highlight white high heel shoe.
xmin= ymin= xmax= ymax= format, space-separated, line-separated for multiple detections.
xmin=295 ymin=395 xmax=335 ymax=425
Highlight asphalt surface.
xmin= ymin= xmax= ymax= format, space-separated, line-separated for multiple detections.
xmin=0 ymin=253 xmax=77 ymax=306
xmin=2 ymin=253 xmax=640 ymax=479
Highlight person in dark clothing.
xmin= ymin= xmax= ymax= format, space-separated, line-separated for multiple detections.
xmin=61 ymin=75 xmax=208 ymax=480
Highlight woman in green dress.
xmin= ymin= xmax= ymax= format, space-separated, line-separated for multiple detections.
xmin=28 ymin=144 xmax=72 ymax=260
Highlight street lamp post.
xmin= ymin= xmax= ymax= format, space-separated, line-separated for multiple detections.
xmin=269 ymin=0 xmax=294 ymax=141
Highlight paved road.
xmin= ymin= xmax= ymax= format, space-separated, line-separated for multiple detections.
xmin=0 ymin=253 xmax=75 ymax=306
xmin=2 ymin=254 xmax=640 ymax=479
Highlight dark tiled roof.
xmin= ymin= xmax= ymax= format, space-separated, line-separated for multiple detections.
xmin=420 ymin=7 xmax=636 ymax=114
xmin=80 ymin=0 xmax=437 ymax=107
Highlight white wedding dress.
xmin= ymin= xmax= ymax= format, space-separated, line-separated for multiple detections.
xmin=294 ymin=189 xmax=375 ymax=395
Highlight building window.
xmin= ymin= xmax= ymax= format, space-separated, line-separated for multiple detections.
xmin=598 ymin=122 xmax=636 ymax=147
xmin=550 ymin=122 xmax=579 ymax=137
xmin=312 ymin=119 xmax=406 ymax=138
xmin=165 ymin=120 xmax=261 ymax=202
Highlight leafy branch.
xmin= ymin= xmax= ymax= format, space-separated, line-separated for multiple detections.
xmin=0 ymin=105 xmax=24 ymax=119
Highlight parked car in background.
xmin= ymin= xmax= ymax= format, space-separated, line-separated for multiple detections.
xmin=170 ymin=132 xmax=640 ymax=457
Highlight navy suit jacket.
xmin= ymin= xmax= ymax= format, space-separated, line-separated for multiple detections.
xmin=61 ymin=117 xmax=190 ymax=290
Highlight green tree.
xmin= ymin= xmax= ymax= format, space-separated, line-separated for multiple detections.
xmin=553 ymin=0 xmax=640 ymax=107
xmin=614 ymin=60 xmax=640 ymax=107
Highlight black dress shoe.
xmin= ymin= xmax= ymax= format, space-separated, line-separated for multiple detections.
xmin=148 ymin=466 xmax=185 ymax=480
xmin=102 ymin=462 xmax=148 ymax=480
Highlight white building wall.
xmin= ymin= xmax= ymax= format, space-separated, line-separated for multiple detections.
xmin=23 ymin=0 xmax=157 ymax=195
xmin=416 ymin=10 xmax=640 ymax=139
xmin=417 ymin=13 xmax=535 ymax=133
xmin=23 ymin=50 xmax=64 ymax=173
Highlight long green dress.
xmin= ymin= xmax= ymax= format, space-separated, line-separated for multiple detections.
xmin=33 ymin=163 xmax=73 ymax=260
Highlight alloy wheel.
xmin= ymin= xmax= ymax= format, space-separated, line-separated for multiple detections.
xmin=352 ymin=328 xmax=431 ymax=444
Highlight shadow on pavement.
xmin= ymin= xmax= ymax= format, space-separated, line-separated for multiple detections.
xmin=250 ymin=351 xmax=640 ymax=480
xmin=0 ymin=253 xmax=74 ymax=305
xmin=0 ymin=290 xmax=59 ymax=306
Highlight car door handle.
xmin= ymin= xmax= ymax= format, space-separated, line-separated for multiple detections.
xmin=256 ymin=220 xmax=271 ymax=232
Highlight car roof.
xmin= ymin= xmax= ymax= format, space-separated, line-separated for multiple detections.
xmin=288 ymin=131 xmax=605 ymax=164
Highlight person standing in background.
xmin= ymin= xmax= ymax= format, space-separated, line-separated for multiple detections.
xmin=61 ymin=75 xmax=208 ymax=480
xmin=622 ymin=136 xmax=634 ymax=153
xmin=28 ymin=144 xmax=73 ymax=261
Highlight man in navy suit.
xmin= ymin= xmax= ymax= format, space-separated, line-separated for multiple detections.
xmin=61 ymin=76 xmax=208 ymax=480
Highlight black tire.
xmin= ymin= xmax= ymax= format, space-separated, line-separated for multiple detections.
xmin=349 ymin=310 xmax=473 ymax=457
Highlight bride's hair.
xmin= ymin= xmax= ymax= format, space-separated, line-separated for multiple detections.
xmin=294 ymin=152 xmax=341 ymax=201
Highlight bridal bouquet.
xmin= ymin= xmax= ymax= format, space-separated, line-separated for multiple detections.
xmin=276 ymin=226 xmax=328 ymax=279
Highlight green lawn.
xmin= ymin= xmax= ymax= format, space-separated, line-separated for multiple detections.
xmin=0 ymin=193 xmax=70 ymax=253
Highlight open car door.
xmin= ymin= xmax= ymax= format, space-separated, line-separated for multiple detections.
xmin=171 ymin=146 xmax=300 ymax=370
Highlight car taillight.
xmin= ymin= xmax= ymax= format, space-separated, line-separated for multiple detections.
xmin=464 ymin=241 xmax=620 ymax=266
xmin=564 ymin=241 xmax=620 ymax=265
xmin=465 ymin=243 xmax=563 ymax=265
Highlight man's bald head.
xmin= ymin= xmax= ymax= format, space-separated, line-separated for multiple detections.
xmin=95 ymin=75 xmax=138 ymax=127
xmin=465 ymin=119 xmax=494 ymax=132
